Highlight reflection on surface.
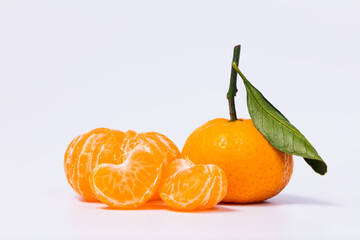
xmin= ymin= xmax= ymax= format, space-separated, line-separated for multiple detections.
xmin=220 ymin=193 xmax=336 ymax=207
xmin=100 ymin=200 xmax=237 ymax=213
xmin=268 ymin=193 xmax=336 ymax=206
xmin=74 ymin=193 xmax=336 ymax=213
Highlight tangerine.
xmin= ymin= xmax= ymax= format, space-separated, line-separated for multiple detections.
xmin=64 ymin=128 xmax=180 ymax=202
xmin=182 ymin=118 xmax=293 ymax=203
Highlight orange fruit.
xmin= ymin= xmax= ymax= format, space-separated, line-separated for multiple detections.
xmin=182 ymin=118 xmax=293 ymax=203
xmin=159 ymin=158 xmax=227 ymax=210
xmin=64 ymin=128 xmax=180 ymax=202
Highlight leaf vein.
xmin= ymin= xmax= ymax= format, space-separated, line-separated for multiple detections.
xmin=245 ymin=80 xmax=319 ymax=159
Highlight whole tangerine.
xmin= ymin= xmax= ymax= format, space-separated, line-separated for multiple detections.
xmin=182 ymin=118 xmax=293 ymax=203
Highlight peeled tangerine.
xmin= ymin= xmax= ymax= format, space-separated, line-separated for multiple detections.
xmin=64 ymin=128 xmax=227 ymax=210
xmin=159 ymin=158 xmax=227 ymax=211
xmin=64 ymin=128 xmax=180 ymax=208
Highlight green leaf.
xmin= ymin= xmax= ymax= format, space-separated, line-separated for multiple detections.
xmin=232 ymin=63 xmax=327 ymax=175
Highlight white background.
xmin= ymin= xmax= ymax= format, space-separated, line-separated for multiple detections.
xmin=1 ymin=1 xmax=359 ymax=239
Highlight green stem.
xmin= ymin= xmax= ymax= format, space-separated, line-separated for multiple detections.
xmin=232 ymin=62 xmax=248 ymax=82
xmin=227 ymin=45 xmax=241 ymax=121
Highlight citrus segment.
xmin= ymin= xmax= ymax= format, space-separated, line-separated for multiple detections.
xmin=90 ymin=143 xmax=163 ymax=208
xmin=92 ymin=130 xmax=127 ymax=168
xmin=64 ymin=128 xmax=110 ymax=201
xmin=159 ymin=158 xmax=227 ymax=211
xmin=138 ymin=132 xmax=182 ymax=201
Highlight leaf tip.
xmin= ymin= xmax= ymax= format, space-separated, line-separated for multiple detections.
xmin=304 ymin=158 xmax=327 ymax=176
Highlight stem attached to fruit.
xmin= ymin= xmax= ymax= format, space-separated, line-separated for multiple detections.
xmin=227 ymin=45 xmax=241 ymax=121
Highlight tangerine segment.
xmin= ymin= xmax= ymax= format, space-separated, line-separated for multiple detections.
xmin=64 ymin=128 xmax=110 ymax=201
xmin=138 ymin=132 xmax=180 ymax=166
xmin=159 ymin=159 xmax=227 ymax=211
xmin=92 ymin=130 xmax=127 ymax=168
xmin=90 ymin=143 xmax=164 ymax=209
xmin=136 ymin=132 xmax=181 ymax=201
